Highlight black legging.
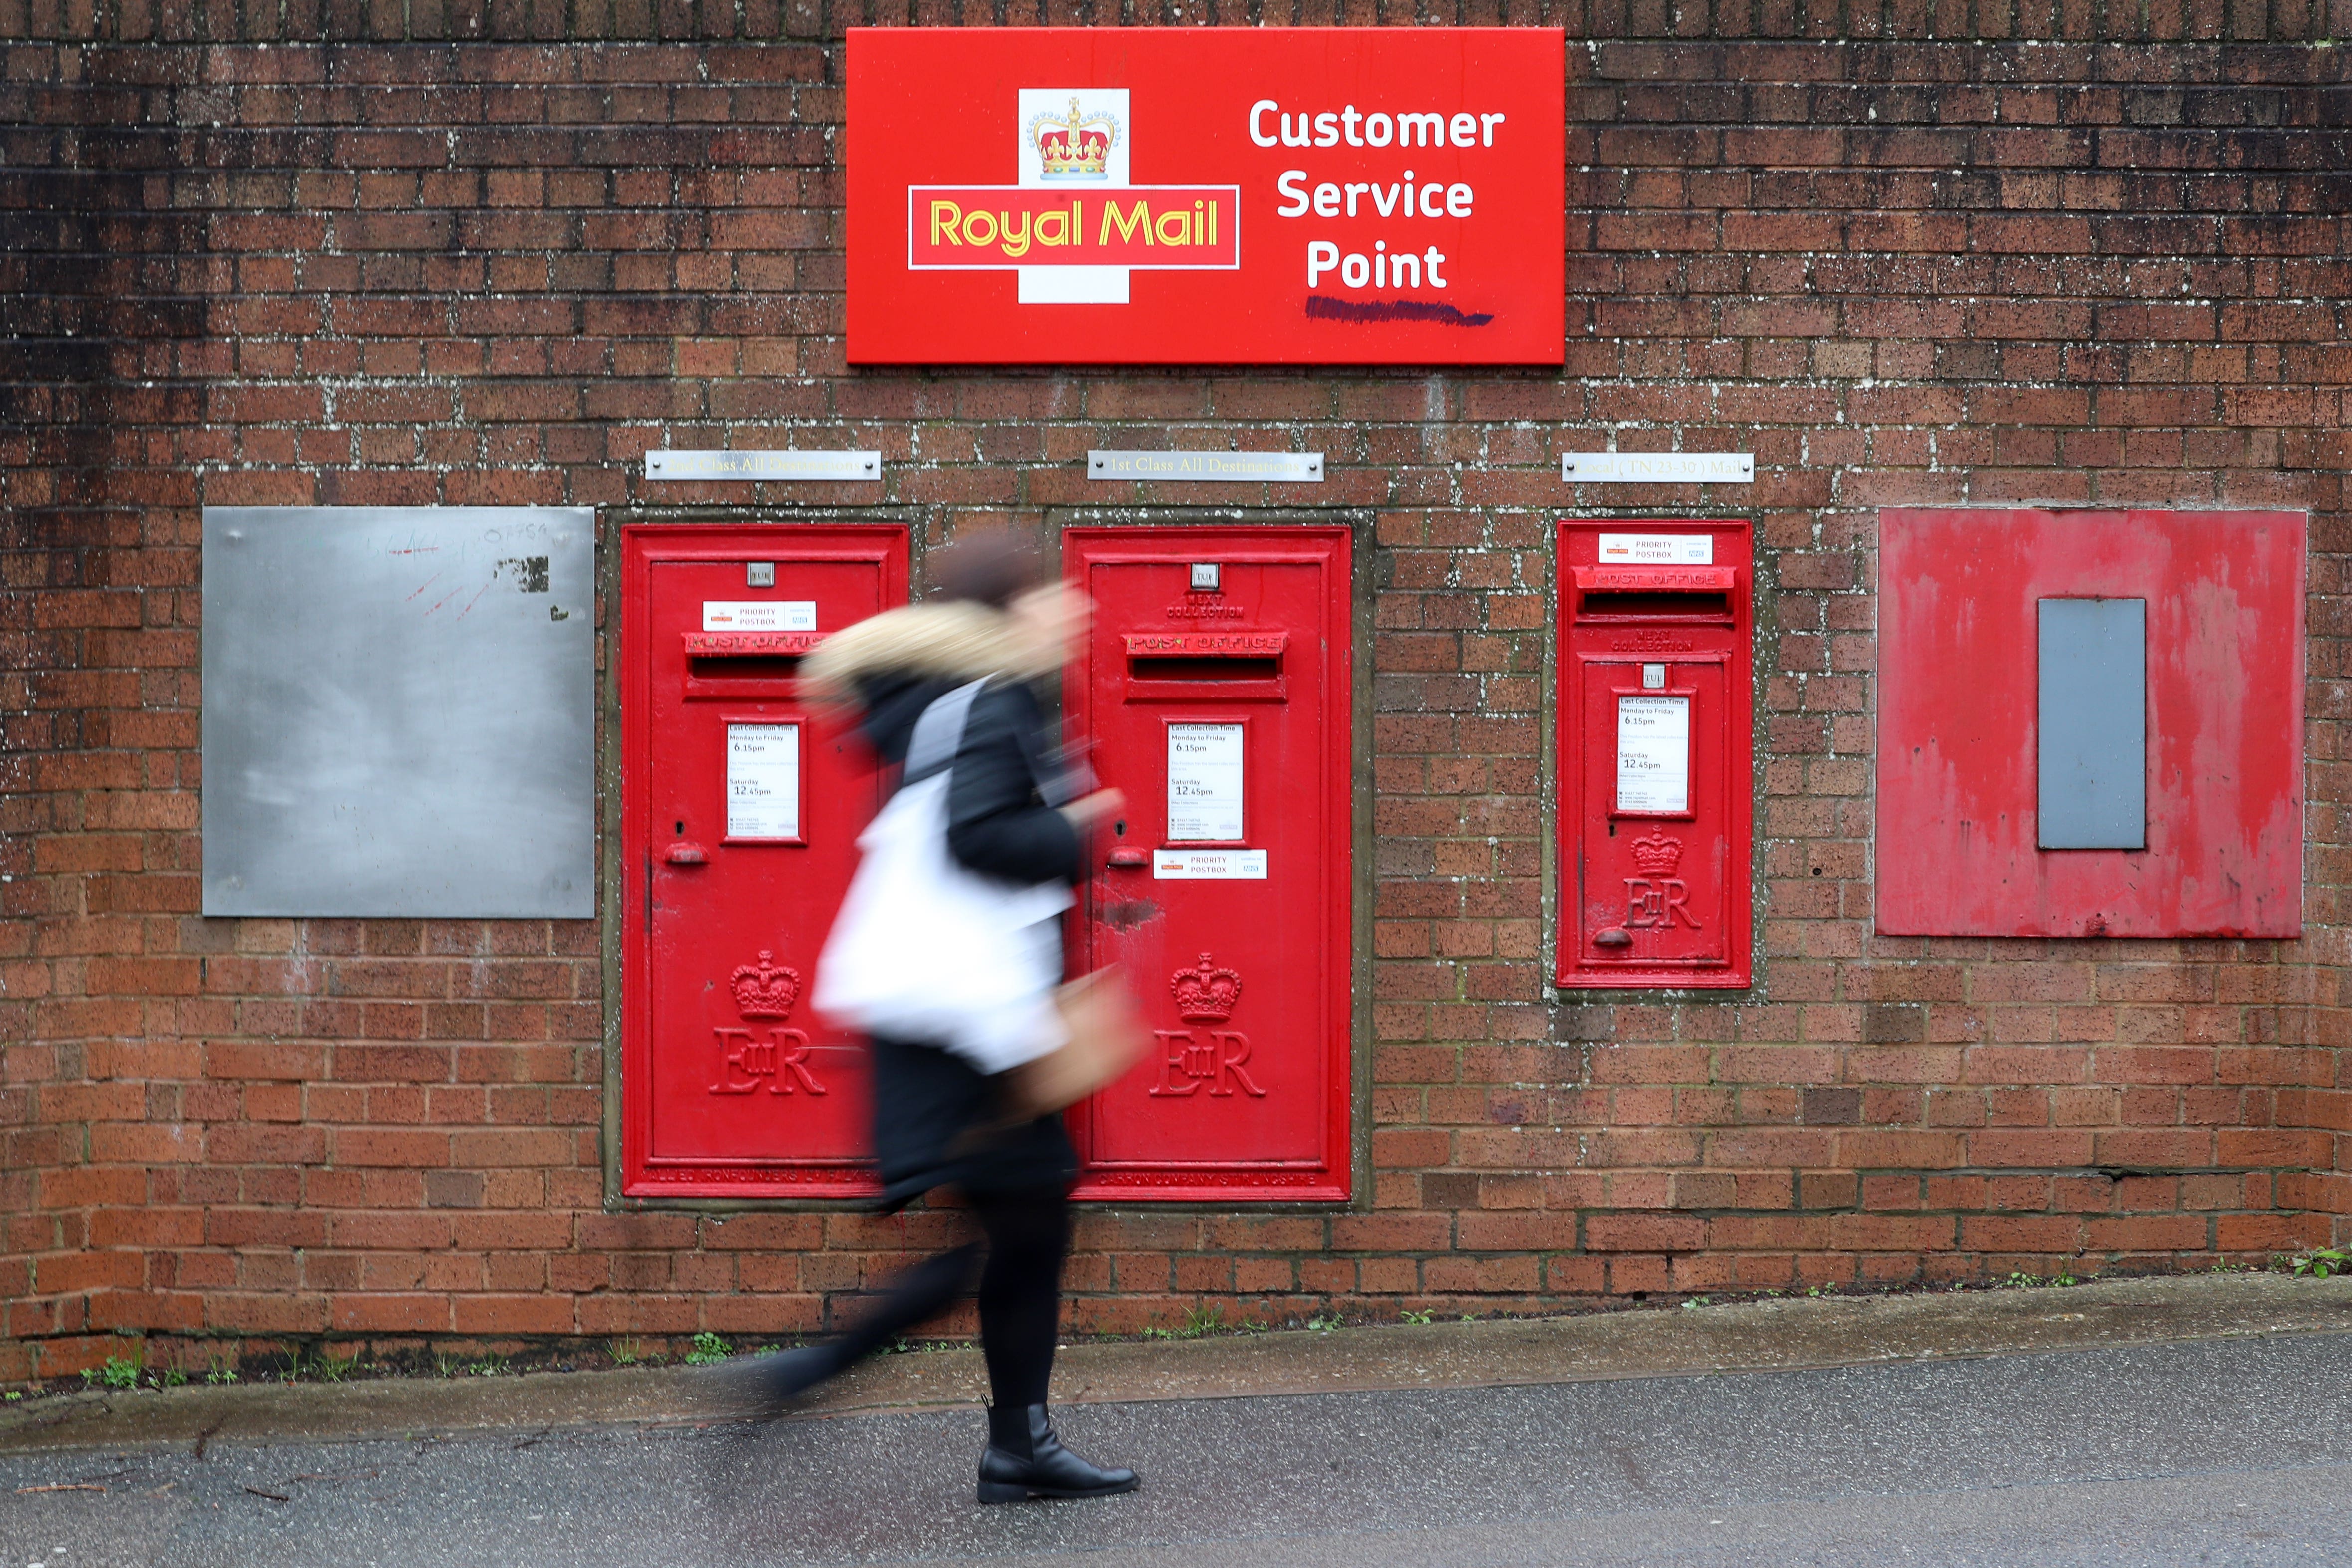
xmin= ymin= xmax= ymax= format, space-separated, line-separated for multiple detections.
xmin=821 ymin=1185 xmax=1070 ymax=1407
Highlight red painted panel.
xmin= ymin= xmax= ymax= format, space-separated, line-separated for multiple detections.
xmin=1064 ymin=527 xmax=1352 ymax=1202
xmin=621 ymin=525 xmax=907 ymax=1198
xmin=1556 ymin=521 xmax=1755 ymax=989
xmin=847 ymin=29 xmax=1566 ymax=365
xmin=1876 ymin=509 xmax=2304 ymax=938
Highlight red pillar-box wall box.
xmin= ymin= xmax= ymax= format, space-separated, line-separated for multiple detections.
xmin=1877 ymin=509 xmax=2304 ymax=939
xmin=620 ymin=525 xmax=908 ymax=1198
xmin=1556 ymin=520 xmax=1754 ymax=990
xmin=1064 ymin=527 xmax=1354 ymax=1202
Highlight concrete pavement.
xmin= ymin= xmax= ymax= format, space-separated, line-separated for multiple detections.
xmin=2 ymin=1272 xmax=2349 ymax=1566
xmin=5 ymin=1269 xmax=2349 ymax=1454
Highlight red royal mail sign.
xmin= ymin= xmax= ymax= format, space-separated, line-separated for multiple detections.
xmin=848 ymin=28 xmax=1566 ymax=365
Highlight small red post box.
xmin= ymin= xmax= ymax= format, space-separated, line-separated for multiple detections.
xmin=1063 ymin=526 xmax=1354 ymax=1202
xmin=1556 ymin=520 xmax=1753 ymax=989
xmin=620 ymin=524 xmax=907 ymax=1198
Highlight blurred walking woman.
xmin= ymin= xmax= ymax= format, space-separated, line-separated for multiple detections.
xmin=727 ymin=535 xmax=1138 ymax=1505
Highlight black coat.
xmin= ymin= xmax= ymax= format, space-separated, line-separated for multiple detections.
xmin=855 ymin=674 xmax=1085 ymax=887
xmin=853 ymin=672 xmax=1084 ymax=1209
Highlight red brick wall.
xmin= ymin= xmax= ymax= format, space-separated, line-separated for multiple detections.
xmin=5 ymin=6 xmax=2350 ymax=1379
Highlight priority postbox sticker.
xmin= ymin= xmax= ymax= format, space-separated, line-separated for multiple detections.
xmin=1153 ymin=849 xmax=1268 ymax=879
xmin=703 ymin=601 xmax=817 ymax=632
xmin=1598 ymin=534 xmax=1714 ymax=565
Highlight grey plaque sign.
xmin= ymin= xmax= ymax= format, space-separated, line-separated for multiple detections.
xmin=1562 ymin=452 xmax=1753 ymax=483
xmin=202 ymin=506 xmax=596 ymax=917
xmin=2037 ymin=597 xmax=2147 ymax=850
xmin=646 ymin=449 xmax=880 ymax=482
xmin=1089 ymin=451 xmax=1324 ymax=482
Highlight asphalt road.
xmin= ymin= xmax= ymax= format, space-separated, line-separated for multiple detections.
xmin=3 ymin=1331 xmax=2347 ymax=1567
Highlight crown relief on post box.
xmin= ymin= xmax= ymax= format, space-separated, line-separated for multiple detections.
xmin=730 ymin=950 xmax=802 ymax=1020
xmin=1155 ymin=954 xmax=1263 ymax=1100
xmin=715 ymin=952 xmax=823 ymax=1098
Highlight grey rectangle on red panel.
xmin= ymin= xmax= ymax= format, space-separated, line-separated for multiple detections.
xmin=2038 ymin=597 xmax=2147 ymax=850
xmin=202 ymin=506 xmax=595 ymax=916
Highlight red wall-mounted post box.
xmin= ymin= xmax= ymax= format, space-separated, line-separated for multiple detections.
xmin=1063 ymin=527 xmax=1353 ymax=1202
xmin=620 ymin=524 xmax=907 ymax=1198
xmin=1556 ymin=520 xmax=1753 ymax=989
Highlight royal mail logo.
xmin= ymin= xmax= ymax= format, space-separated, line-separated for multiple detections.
xmin=910 ymin=190 xmax=1236 ymax=268
xmin=908 ymin=84 xmax=1239 ymax=305
xmin=1030 ymin=96 xmax=1119 ymax=179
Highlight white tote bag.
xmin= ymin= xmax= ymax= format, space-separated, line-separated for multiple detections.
xmin=813 ymin=680 xmax=1072 ymax=1074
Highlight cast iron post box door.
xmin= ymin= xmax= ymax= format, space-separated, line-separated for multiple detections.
xmin=621 ymin=525 xmax=907 ymax=1197
xmin=1556 ymin=520 xmax=1753 ymax=989
xmin=1064 ymin=527 xmax=1353 ymax=1202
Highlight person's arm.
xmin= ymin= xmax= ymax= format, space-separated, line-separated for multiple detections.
xmin=944 ymin=685 xmax=1086 ymax=885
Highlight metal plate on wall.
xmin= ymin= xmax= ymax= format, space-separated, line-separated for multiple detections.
xmin=1089 ymin=451 xmax=1323 ymax=482
xmin=1561 ymin=453 xmax=1753 ymax=484
xmin=645 ymin=449 xmax=880 ymax=481
xmin=202 ymin=506 xmax=596 ymax=917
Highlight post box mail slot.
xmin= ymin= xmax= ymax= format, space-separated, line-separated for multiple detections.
xmin=682 ymin=629 xmax=830 ymax=696
xmin=1557 ymin=521 xmax=1753 ymax=989
xmin=1124 ymin=631 xmax=1289 ymax=697
xmin=620 ymin=524 xmax=908 ymax=1198
xmin=1065 ymin=528 xmax=1353 ymax=1202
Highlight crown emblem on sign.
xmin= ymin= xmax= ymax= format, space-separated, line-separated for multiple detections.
xmin=730 ymin=950 xmax=801 ymax=1021
xmin=1031 ymin=96 xmax=1119 ymax=180
xmin=1170 ymin=953 xmax=1242 ymax=1023
xmin=1629 ymin=832 xmax=1684 ymax=876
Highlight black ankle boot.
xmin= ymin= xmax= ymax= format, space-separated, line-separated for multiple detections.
xmin=976 ymin=1404 xmax=1140 ymax=1503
